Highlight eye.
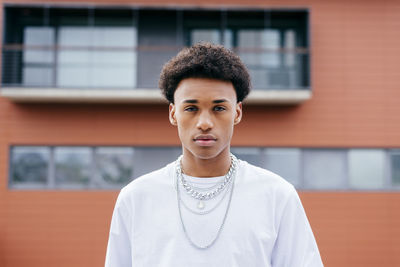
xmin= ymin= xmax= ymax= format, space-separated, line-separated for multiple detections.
xmin=184 ymin=106 xmax=198 ymax=112
xmin=213 ymin=106 xmax=226 ymax=112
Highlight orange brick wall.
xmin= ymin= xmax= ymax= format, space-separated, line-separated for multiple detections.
xmin=1 ymin=0 xmax=400 ymax=266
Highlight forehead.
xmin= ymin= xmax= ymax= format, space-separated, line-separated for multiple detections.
xmin=174 ymin=78 xmax=237 ymax=104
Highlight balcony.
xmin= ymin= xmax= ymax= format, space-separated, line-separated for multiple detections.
xmin=1 ymin=6 xmax=311 ymax=105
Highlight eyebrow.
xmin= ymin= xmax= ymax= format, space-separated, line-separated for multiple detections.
xmin=213 ymin=99 xmax=228 ymax=104
xmin=183 ymin=99 xmax=198 ymax=104
xmin=182 ymin=99 xmax=228 ymax=104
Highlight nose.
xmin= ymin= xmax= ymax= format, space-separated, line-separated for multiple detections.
xmin=196 ymin=111 xmax=213 ymax=131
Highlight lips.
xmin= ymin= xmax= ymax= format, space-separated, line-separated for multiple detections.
xmin=193 ymin=134 xmax=217 ymax=146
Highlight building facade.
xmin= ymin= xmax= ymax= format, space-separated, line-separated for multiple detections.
xmin=0 ymin=0 xmax=399 ymax=266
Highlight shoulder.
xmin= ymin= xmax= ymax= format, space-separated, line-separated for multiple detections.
xmin=117 ymin=161 xmax=175 ymax=202
xmin=237 ymin=159 xmax=296 ymax=198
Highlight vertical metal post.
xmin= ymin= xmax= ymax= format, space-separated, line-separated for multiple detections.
xmin=176 ymin=9 xmax=183 ymax=48
xmin=133 ymin=8 xmax=138 ymax=89
xmin=90 ymin=147 xmax=96 ymax=189
xmin=46 ymin=6 xmax=58 ymax=88
xmin=48 ymin=146 xmax=55 ymax=189
xmin=264 ymin=9 xmax=271 ymax=29
xmin=220 ymin=9 xmax=227 ymax=45
xmin=88 ymin=7 xmax=95 ymax=88
xmin=8 ymin=146 xmax=14 ymax=188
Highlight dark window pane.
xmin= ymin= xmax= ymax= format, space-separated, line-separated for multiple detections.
xmin=55 ymin=147 xmax=91 ymax=187
xmin=136 ymin=9 xmax=179 ymax=88
xmin=391 ymin=154 xmax=400 ymax=186
xmin=11 ymin=146 xmax=49 ymax=186
xmin=3 ymin=7 xmax=51 ymax=86
xmin=95 ymin=147 xmax=134 ymax=187
xmin=183 ymin=10 xmax=221 ymax=31
xmin=93 ymin=8 xmax=134 ymax=27
xmin=227 ymin=10 xmax=265 ymax=28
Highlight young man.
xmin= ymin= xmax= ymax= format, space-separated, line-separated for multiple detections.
xmin=105 ymin=43 xmax=324 ymax=266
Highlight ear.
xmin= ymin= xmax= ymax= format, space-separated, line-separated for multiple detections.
xmin=169 ymin=103 xmax=177 ymax=126
xmin=234 ymin=102 xmax=242 ymax=125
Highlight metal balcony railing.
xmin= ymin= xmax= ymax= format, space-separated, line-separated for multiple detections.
xmin=2 ymin=44 xmax=310 ymax=90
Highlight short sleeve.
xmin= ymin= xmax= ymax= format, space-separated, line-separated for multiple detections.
xmin=271 ymin=186 xmax=324 ymax=267
xmin=105 ymin=189 xmax=132 ymax=267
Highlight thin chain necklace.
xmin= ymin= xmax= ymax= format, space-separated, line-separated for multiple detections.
xmin=175 ymin=155 xmax=238 ymax=249
xmin=183 ymin=176 xmax=225 ymax=192
xmin=178 ymin=176 xmax=233 ymax=215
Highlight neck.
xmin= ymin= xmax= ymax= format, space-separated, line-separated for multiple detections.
xmin=181 ymin=150 xmax=231 ymax=178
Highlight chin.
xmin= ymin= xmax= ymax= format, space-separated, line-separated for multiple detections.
xmin=186 ymin=148 xmax=225 ymax=161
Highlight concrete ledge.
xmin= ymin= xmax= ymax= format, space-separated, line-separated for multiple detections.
xmin=1 ymin=88 xmax=311 ymax=105
xmin=246 ymin=89 xmax=311 ymax=104
xmin=0 ymin=88 xmax=167 ymax=104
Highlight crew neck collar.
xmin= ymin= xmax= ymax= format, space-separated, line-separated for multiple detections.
xmin=182 ymin=173 xmax=225 ymax=184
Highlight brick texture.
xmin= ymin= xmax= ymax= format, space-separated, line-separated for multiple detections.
xmin=1 ymin=0 xmax=400 ymax=266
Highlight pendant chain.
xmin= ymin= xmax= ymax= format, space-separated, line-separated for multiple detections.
xmin=178 ymin=178 xmax=233 ymax=215
xmin=175 ymin=154 xmax=238 ymax=249
xmin=177 ymin=155 xmax=236 ymax=201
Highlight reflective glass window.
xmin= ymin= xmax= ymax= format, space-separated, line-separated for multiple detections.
xmin=3 ymin=7 xmax=137 ymax=88
xmin=95 ymin=147 xmax=134 ymax=188
xmin=132 ymin=147 xmax=181 ymax=178
xmin=57 ymin=26 xmax=137 ymax=88
xmin=303 ymin=149 xmax=347 ymax=189
xmin=231 ymin=147 xmax=263 ymax=166
xmin=54 ymin=147 xmax=92 ymax=188
xmin=23 ymin=27 xmax=55 ymax=86
xmin=10 ymin=146 xmax=50 ymax=187
xmin=390 ymin=151 xmax=400 ymax=186
xmin=264 ymin=148 xmax=301 ymax=187
xmin=348 ymin=149 xmax=385 ymax=189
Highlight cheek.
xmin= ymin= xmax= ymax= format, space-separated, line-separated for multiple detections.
xmin=221 ymin=115 xmax=236 ymax=127
xmin=176 ymin=120 xmax=190 ymax=138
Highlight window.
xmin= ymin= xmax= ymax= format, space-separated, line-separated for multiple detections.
xmin=348 ymin=149 xmax=385 ymax=189
xmin=3 ymin=7 xmax=137 ymax=88
xmin=11 ymin=146 xmax=395 ymax=191
xmin=9 ymin=146 xmax=182 ymax=190
xmin=95 ymin=147 xmax=134 ymax=188
xmin=3 ymin=6 xmax=309 ymax=91
xmin=23 ymin=26 xmax=55 ymax=86
xmin=54 ymin=147 xmax=92 ymax=188
xmin=131 ymin=147 xmax=182 ymax=177
xmin=185 ymin=10 xmax=309 ymax=89
xmin=303 ymin=149 xmax=347 ymax=189
xmin=10 ymin=146 xmax=50 ymax=188
xmin=231 ymin=147 xmax=264 ymax=166
xmin=264 ymin=148 xmax=301 ymax=187
xmin=390 ymin=150 xmax=400 ymax=186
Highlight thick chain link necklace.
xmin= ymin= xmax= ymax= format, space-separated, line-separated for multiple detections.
xmin=177 ymin=154 xmax=237 ymax=210
xmin=179 ymin=180 xmax=233 ymax=215
xmin=175 ymin=154 xmax=238 ymax=250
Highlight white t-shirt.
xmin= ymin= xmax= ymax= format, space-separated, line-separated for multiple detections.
xmin=105 ymin=159 xmax=324 ymax=267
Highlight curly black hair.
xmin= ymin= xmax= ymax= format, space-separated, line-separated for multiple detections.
xmin=159 ymin=42 xmax=251 ymax=104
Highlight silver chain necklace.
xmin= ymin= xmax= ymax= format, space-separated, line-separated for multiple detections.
xmin=182 ymin=176 xmax=225 ymax=192
xmin=177 ymin=174 xmax=234 ymax=215
xmin=177 ymin=154 xmax=237 ymax=209
xmin=175 ymin=155 xmax=238 ymax=250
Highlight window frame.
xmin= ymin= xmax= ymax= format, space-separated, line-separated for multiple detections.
xmin=1 ymin=5 xmax=311 ymax=105
xmin=9 ymin=145 xmax=400 ymax=191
